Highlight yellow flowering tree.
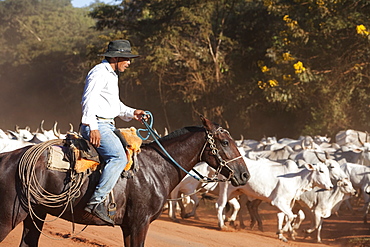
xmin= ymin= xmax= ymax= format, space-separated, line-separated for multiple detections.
xmin=257 ymin=0 xmax=370 ymax=135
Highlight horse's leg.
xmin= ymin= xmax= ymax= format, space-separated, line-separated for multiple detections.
xmin=0 ymin=216 xmax=20 ymax=242
xmin=20 ymin=210 xmax=47 ymax=247
xmin=0 ymin=200 xmax=28 ymax=242
xmin=121 ymin=223 xmax=150 ymax=247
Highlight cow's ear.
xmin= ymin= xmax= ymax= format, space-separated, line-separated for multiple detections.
xmin=304 ymin=163 xmax=315 ymax=171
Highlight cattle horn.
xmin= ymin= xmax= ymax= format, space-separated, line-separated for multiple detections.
xmin=324 ymin=151 xmax=330 ymax=160
xmin=53 ymin=121 xmax=60 ymax=138
xmin=314 ymin=151 xmax=325 ymax=163
xmin=301 ymin=138 xmax=306 ymax=150
xmin=310 ymin=139 xmax=314 ymax=149
xmin=69 ymin=123 xmax=74 ymax=132
xmin=40 ymin=120 xmax=45 ymax=133
xmin=358 ymin=132 xmax=364 ymax=146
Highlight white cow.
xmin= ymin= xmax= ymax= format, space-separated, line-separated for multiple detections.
xmin=292 ymin=150 xmax=349 ymax=183
xmin=216 ymin=156 xmax=333 ymax=242
xmin=293 ymin=178 xmax=356 ymax=242
xmin=7 ymin=125 xmax=34 ymax=141
xmin=277 ymin=135 xmax=320 ymax=151
xmin=245 ymin=145 xmax=295 ymax=162
xmin=167 ymin=162 xmax=215 ymax=222
xmin=0 ymin=138 xmax=34 ymax=153
xmin=234 ymin=153 xmax=350 ymax=233
xmin=335 ymin=129 xmax=367 ymax=147
xmin=340 ymin=162 xmax=370 ymax=223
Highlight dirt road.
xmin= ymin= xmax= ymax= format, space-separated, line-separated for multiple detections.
xmin=1 ymin=200 xmax=369 ymax=247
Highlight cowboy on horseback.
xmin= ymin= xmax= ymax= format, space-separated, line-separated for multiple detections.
xmin=80 ymin=40 xmax=146 ymax=225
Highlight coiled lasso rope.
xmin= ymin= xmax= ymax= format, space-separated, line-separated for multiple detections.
xmin=18 ymin=139 xmax=88 ymax=239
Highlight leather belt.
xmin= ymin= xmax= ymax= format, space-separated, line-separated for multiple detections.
xmin=96 ymin=116 xmax=114 ymax=120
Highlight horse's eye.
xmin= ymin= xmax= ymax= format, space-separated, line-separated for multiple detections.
xmin=221 ymin=140 xmax=229 ymax=147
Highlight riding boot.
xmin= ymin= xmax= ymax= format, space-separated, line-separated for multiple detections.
xmin=84 ymin=203 xmax=115 ymax=226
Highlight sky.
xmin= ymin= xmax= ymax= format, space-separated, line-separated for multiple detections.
xmin=71 ymin=0 xmax=118 ymax=8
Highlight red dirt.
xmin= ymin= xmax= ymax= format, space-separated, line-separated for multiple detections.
xmin=1 ymin=200 xmax=369 ymax=247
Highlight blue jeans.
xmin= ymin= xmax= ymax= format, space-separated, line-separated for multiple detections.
xmin=80 ymin=121 xmax=127 ymax=205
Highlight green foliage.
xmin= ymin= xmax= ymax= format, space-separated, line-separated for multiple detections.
xmin=0 ymin=0 xmax=97 ymax=67
xmin=257 ymin=0 xmax=370 ymax=136
xmin=90 ymin=0 xmax=271 ymax=130
xmin=0 ymin=0 xmax=105 ymax=131
xmin=2 ymin=0 xmax=370 ymax=138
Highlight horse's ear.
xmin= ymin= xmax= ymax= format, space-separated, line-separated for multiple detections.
xmin=200 ymin=115 xmax=215 ymax=131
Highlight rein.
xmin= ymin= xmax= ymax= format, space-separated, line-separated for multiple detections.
xmin=138 ymin=111 xmax=242 ymax=183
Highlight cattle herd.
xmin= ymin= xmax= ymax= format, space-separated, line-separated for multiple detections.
xmin=0 ymin=120 xmax=73 ymax=153
xmin=167 ymin=129 xmax=370 ymax=243
xmin=1 ymin=123 xmax=370 ymax=243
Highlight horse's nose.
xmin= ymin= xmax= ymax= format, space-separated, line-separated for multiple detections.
xmin=242 ymin=171 xmax=250 ymax=182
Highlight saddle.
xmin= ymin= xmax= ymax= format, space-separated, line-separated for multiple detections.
xmin=48 ymin=133 xmax=100 ymax=173
xmin=48 ymin=128 xmax=142 ymax=175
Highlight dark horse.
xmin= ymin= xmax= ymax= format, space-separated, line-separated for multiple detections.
xmin=0 ymin=116 xmax=249 ymax=247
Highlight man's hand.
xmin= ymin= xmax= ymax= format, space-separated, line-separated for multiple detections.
xmin=90 ymin=129 xmax=101 ymax=148
xmin=133 ymin=109 xmax=148 ymax=122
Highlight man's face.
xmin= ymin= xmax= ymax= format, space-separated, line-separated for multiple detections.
xmin=115 ymin=57 xmax=131 ymax=72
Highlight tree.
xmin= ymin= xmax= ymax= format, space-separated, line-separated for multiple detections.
xmin=257 ymin=0 xmax=370 ymax=136
xmin=88 ymin=0 xmax=370 ymax=138
xmin=89 ymin=0 xmax=272 ymax=132
xmin=0 ymin=0 xmax=103 ymax=131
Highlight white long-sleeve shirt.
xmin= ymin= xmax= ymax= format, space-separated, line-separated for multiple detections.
xmin=81 ymin=60 xmax=136 ymax=130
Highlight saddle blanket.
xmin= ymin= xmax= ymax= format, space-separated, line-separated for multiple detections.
xmin=48 ymin=145 xmax=100 ymax=173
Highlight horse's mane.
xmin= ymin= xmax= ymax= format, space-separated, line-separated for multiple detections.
xmin=160 ymin=126 xmax=205 ymax=141
xmin=141 ymin=126 xmax=204 ymax=147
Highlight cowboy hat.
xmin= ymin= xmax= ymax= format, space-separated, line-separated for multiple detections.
xmin=98 ymin=40 xmax=140 ymax=58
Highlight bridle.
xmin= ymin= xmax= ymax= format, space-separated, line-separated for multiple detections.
xmin=199 ymin=127 xmax=243 ymax=182
xmin=138 ymin=112 xmax=243 ymax=183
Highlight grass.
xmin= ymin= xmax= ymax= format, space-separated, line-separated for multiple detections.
xmin=348 ymin=237 xmax=370 ymax=247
